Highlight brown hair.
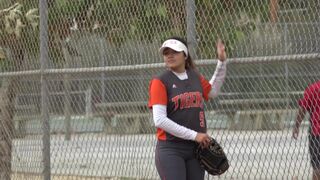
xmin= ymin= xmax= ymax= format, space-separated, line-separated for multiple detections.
xmin=165 ymin=36 xmax=196 ymax=70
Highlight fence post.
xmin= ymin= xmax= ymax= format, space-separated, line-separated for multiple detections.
xmin=186 ymin=0 xmax=197 ymax=59
xmin=62 ymin=43 xmax=72 ymax=141
xmin=100 ymin=38 xmax=106 ymax=103
xmin=284 ymin=23 xmax=290 ymax=108
xmin=86 ymin=88 xmax=92 ymax=118
xmin=39 ymin=0 xmax=51 ymax=179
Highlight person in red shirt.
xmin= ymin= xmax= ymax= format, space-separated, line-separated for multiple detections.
xmin=149 ymin=36 xmax=227 ymax=180
xmin=293 ymin=80 xmax=320 ymax=180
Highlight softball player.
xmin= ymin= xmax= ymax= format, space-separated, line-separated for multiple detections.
xmin=293 ymin=80 xmax=320 ymax=180
xmin=148 ymin=36 xmax=227 ymax=180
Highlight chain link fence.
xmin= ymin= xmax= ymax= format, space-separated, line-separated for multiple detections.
xmin=0 ymin=0 xmax=319 ymax=179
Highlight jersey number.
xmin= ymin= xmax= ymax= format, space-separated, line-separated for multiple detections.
xmin=199 ymin=111 xmax=205 ymax=127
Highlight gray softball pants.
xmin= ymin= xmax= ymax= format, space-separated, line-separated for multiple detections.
xmin=155 ymin=140 xmax=205 ymax=180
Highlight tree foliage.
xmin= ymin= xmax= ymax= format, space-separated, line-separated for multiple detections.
xmin=0 ymin=0 xmax=318 ymax=64
xmin=0 ymin=1 xmax=38 ymax=70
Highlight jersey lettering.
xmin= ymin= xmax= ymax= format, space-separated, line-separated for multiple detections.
xmin=171 ymin=91 xmax=202 ymax=111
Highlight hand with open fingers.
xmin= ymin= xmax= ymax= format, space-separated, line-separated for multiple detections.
xmin=195 ymin=133 xmax=211 ymax=148
xmin=216 ymin=39 xmax=226 ymax=61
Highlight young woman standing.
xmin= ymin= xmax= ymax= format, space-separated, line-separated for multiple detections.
xmin=149 ymin=36 xmax=227 ymax=180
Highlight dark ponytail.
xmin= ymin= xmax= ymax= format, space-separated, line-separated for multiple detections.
xmin=166 ymin=36 xmax=196 ymax=70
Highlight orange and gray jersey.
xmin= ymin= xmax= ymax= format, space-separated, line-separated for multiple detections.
xmin=148 ymin=69 xmax=212 ymax=142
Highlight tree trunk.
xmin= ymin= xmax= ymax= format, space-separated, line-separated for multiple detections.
xmin=270 ymin=0 xmax=279 ymax=23
xmin=166 ymin=0 xmax=185 ymax=34
xmin=0 ymin=47 xmax=24 ymax=180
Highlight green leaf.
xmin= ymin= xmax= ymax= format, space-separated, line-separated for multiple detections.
xmin=0 ymin=48 xmax=5 ymax=59
xmin=157 ymin=5 xmax=167 ymax=18
xmin=14 ymin=18 xmax=25 ymax=38
xmin=4 ymin=16 xmax=14 ymax=34
xmin=25 ymin=8 xmax=39 ymax=23
xmin=130 ymin=23 xmax=137 ymax=35
xmin=145 ymin=9 xmax=152 ymax=18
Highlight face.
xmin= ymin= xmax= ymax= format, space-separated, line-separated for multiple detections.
xmin=162 ymin=48 xmax=186 ymax=73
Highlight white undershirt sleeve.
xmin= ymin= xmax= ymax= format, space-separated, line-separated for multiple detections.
xmin=208 ymin=60 xmax=227 ymax=98
xmin=152 ymin=104 xmax=197 ymax=141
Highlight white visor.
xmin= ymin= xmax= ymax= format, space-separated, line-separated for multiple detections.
xmin=159 ymin=39 xmax=188 ymax=57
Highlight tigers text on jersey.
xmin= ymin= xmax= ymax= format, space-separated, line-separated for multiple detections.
xmin=148 ymin=69 xmax=212 ymax=141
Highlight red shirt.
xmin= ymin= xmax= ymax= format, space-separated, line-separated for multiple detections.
xmin=299 ymin=80 xmax=320 ymax=135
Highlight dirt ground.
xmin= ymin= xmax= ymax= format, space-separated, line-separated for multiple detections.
xmin=11 ymin=173 xmax=141 ymax=180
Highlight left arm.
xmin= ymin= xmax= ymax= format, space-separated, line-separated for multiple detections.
xmin=204 ymin=39 xmax=227 ymax=99
xmin=292 ymin=106 xmax=306 ymax=139
xmin=208 ymin=60 xmax=227 ymax=98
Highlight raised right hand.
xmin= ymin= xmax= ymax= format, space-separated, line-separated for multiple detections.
xmin=217 ymin=39 xmax=227 ymax=61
